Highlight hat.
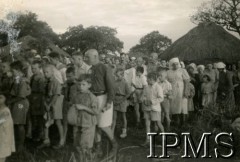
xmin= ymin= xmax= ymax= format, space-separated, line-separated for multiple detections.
xmin=188 ymin=63 xmax=198 ymax=74
xmin=197 ymin=65 xmax=205 ymax=71
xmin=169 ymin=57 xmax=180 ymax=64
xmin=216 ymin=62 xmax=226 ymax=69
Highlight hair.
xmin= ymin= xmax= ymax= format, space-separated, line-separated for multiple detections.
xmin=66 ymin=66 xmax=76 ymax=74
xmin=157 ymin=66 xmax=167 ymax=73
xmin=203 ymin=74 xmax=211 ymax=82
xmin=48 ymin=52 xmax=60 ymax=59
xmin=136 ymin=66 xmax=144 ymax=73
xmin=32 ymin=60 xmax=42 ymax=68
xmin=147 ymin=72 xmax=158 ymax=81
xmin=72 ymin=51 xmax=84 ymax=57
xmin=10 ymin=61 xmax=25 ymax=73
xmin=43 ymin=64 xmax=55 ymax=73
xmin=78 ymin=74 xmax=92 ymax=84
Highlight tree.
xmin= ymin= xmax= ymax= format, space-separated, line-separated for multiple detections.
xmin=13 ymin=11 xmax=59 ymax=53
xmin=59 ymin=25 xmax=124 ymax=54
xmin=129 ymin=31 xmax=172 ymax=56
xmin=191 ymin=0 xmax=240 ymax=36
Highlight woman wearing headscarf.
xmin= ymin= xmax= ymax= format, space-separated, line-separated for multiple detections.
xmin=216 ymin=62 xmax=235 ymax=113
xmin=167 ymin=58 xmax=190 ymax=127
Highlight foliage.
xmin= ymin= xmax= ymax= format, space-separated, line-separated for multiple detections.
xmin=59 ymin=25 xmax=124 ymax=54
xmin=129 ymin=31 xmax=172 ymax=56
xmin=191 ymin=0 xmax=240 ymax=36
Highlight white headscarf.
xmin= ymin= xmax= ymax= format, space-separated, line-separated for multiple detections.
xmin=216 ymin=62 xmax=226 ymax=69
xmin=169 ymin=57 xmax=180 ymax=69
xmin=189 ymin=63 xmax=198 ymax=74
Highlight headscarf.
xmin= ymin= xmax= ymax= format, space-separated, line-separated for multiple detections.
xmin=197 ymin=65 xmax=205 ymax=71
xmin=216 ymin=62 xmax=226 ymax=69
xmin=188 ymin=63 xmax=198 ymax=74
xmin=169 ymin=57 xmax=180 ymax=70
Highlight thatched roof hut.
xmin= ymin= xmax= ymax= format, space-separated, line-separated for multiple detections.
xmin=161 ymin=23 xmax=240 ymax=63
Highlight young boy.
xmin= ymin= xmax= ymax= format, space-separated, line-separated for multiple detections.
xmin=157 ymin=69 xmax=172 ymax=131
xmin=71 ymin=51 xmax=90 ymax=78
xmin=112 ymin=68 xmax=131 ymax=138
xmin=62 ymin=66 xmax=77 ymax=145
xmin=27 ymin=61 xmax=45 ymax=141
xmin=142 ymin=72 xmax=164 ymax=146
xmin=70 ymin=74 xmax=99 ymax=160
xmin=132 ymin=66 xmax=148 ymax=127
xmin=39 ymin=65 xmax=64 ymax=149
xmin=10 ymin=61 xmax=31 ymax=151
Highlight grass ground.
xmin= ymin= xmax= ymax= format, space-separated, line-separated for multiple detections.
xmin=6 ymin=106 xmax=240 ymax=162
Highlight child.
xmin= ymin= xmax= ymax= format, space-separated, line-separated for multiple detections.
xmin=201 ymin=75 xmax=215 ymax=108
xmin=132 ymin=66 xmax=148 ymax=127
xmin=157 ymin=69 xmax=172 ymax=131
xmin=70 ymin=74 xmax=99 ymax=160
xmin=62 ymin=66 xmax=77 ymax=145
xmin=39 ymin=65 xmax=64 ymax=149
xmin=10 ymin=61 xmax=31 ymax=151
xmin=142 ymin=73 xmax=164 ymax=146
xmin=186 ymin=82 xmax=195 ymax=122
xmin=112 ymin=68 xmax=131 ymax=138
xmin=27 ymin=60 xmax=45 ymax=141
xmin=0 ymin=94 xmax=15 ymax=162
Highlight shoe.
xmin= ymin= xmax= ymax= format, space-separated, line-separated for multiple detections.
xmin=109 ymin=139 xmax=118 ymax=155
xmin=120 ymin=128 xmax=127 ymax=138
xmin=37 ymin=142 xmax=50 ymax=149
xmin=52 ymin=144 xmax=64 ymax=150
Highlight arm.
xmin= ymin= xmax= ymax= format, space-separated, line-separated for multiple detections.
xmin=105 ymin=66 xmax=115 ymax=104
xmin=75 ymin=104 xmax=97 ymax=115
xmin=151 ymin=85 xmax=164 ymax=105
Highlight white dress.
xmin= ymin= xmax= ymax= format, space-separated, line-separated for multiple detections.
xmin=0 ymin=107 xmax=15 ymax=158
xmin=167 ymin=68 xmax=190 ymax=115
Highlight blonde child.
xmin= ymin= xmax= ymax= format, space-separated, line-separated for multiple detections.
xmin=201 ymin=75 xmax=215 ymax=108
xmin=0 ymin=94 xmax=15 ymax=162
xmin=142 ymin=73 xmax=164 ymax=146
xmin=157 ymin=69 xmax=172 ymax=131
xmin=70 ymin=74 xmax=99 ymax=160
xmin=39 ymin=65 xmax=64 ymax=149
xmin=132 ymin=66 xmax=148 ymax=127
xmin=112 ymin=68 xmax=131 ymax=138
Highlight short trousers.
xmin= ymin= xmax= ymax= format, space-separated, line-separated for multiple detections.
xmin=77 ymin=126 xmax=96 ymax=149
xmin=144 ymin=111 xmax=161 ymax=121
xmin=11 ymin=99 xmax=29 ymax=125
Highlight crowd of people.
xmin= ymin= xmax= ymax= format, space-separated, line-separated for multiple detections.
xmin=0 ymin=49 xmax=240 ymax=162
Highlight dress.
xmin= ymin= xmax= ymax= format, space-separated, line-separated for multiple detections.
xmin=0 ymin=107 xmax=15 ymax=158
xmin=201 ymin=82 xmax=214 ymax=107
xmin=167 ymin=68 xmax=190 ymax=115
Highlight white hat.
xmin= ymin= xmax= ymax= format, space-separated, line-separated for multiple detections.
xmin=169 ymin=57 xmax=180 ymax=64
xmin=197 ymin=65 xmax=205 ymax=71
xmin=35 ymin=55 xmax=41 ymax=59
xmin=216 ymin=62 xmax=226 ymax=69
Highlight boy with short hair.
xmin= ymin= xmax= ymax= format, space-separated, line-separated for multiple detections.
xmin=157 ymin=69 xmax=172 ymax=131
xmin=132 ymin=66 xmax=148 ymax=127
xmin=39 ymin=65 xmax=64 ymax=149
xmin=70 ymin=74 xmax=99 ymax=160
xmin=71 ymin=51 xmax=90 ymax=78
xmin=27 ymin=60 xmax=45 ymax=141
xmin=142 ymin=72 xmax=164 ymax=146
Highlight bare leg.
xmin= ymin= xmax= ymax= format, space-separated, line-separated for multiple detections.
xmin=134 ymin=103 xmax=140 ymax=124
xmin=55 ymin=119 xmax=64 ymax=145
xmin=112 ymin=110 xmax=117 ymax=134
xmin=63 ymin=119 xmax=68 ymax=144
xmin=122 ymin=112 xmax=127 ymax=129
xmin=145 ymin=119 xmax=151 ymax=141
xmin=73 ymin=126 xmax=78 ymax=146
xmin=156 ymin=121 xmax=165 ymax=133
xmin=17 ymin=125 xmax=26 ymax=151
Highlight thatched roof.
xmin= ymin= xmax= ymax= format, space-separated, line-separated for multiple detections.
xmin=161 ymin=23 xmax=240 ymax=63
xmin=0 ymin=35 xmax=69 ymax=57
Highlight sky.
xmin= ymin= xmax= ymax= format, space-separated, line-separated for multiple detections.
xmin=0 ymin=0 xmax=210 ymax=52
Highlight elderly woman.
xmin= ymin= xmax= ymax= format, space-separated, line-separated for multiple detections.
xmin=167 ymin=58 xmax=190 ymax=127
xmin=216 ymin=62 xmax=235 ymax=113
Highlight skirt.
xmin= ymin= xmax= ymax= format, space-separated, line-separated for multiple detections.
xmin=11 ymin=99 xmax=29 ymax=125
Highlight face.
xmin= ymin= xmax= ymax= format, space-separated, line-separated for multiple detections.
xmin=137 ymin=58 xmax=143 ymax=66
xmin=206 ymin=64 xmax=213 ymax=70
xmin=172 ymin=63 xmax=179 ymax=70
xmin=43 ymin=68 xmax=52 ymax=79
xmin=32 ymin=64 xmax=40 ymax=75
xmin=1 ymin=63 xmax=10 ymax=73
xmin=105 ymin=58 xmax=111 ymax=64
xmin=116 ymin=71 xmax=124 ymax=80
xmin=161 ymin=60 xmax=167 ymax=67
xmin=12 ymin=69 xmax=20 ymax=77
xmin=72 ymin=55 xmax=83 ymax=66
xmin=77 ymin=80 xmax=91 ymax=93
xmin=147 ymin=78 xmax=155 ymax=85
xmin=232 ymin=64 xmax=237 ymax=70
xmin=218 ymin=68 xmax=224 ymax=72
xmin=85 ymin=53 xmax=96 ymax=65
xmin=150 ymin=53 xmax=158 ymax=61
xmin=0 ymin=95 xmax=6 ymax=105
xmin=66 ymin=72 xmax=76 ymax=83
xmin=50 ymin=58 xmax=58 ymax=65
xmin=198 ymin=68 xmax=204 ymax=74
xmin=158 ymin=71 xmax=166 ymax=82
xmin=203 ymin=77 xmax=208 ymax=83
xmin=100 ymin=55 xmax=106 ymax=62
xmin=115 ymin=59 xmax=120 ymax=65
xmin=187 ymin=67 xmax=194 ymax=74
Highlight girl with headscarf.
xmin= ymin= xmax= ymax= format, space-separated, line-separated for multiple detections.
xmin=216 ymin=62 xmax=235 ymax=113
xmin=167 ymin=58 xmax=190 ymax=127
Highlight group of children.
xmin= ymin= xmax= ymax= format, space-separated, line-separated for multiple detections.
xmin=0 ymin=50 xmax=235 ymax=162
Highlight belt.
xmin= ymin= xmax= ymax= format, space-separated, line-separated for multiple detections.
xmin=115 ymin=93 xmax=125 ymax=97
xmin=93 ymin=91 xmax=106 ymax=96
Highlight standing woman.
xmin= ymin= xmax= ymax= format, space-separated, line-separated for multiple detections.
xmin=216 ymin=62 xmax=235 ymax=113
xmin=167 ymin=58 xmax=190 ymax=127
